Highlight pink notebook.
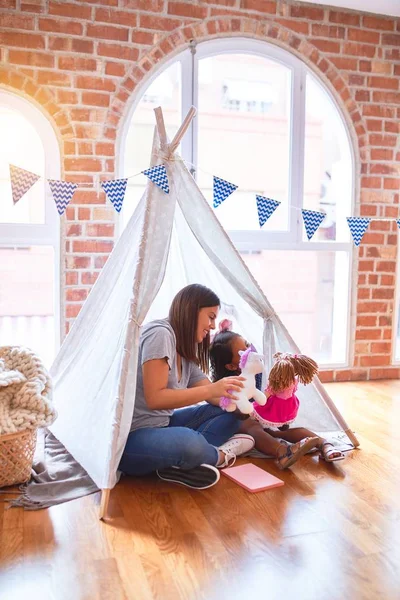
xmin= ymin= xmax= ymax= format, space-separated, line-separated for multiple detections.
xmin=221 ymin=463 xmax=284 ymax=493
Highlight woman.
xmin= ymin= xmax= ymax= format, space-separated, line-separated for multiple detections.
xmin=119 ymin=284 xmax=255 ymax=490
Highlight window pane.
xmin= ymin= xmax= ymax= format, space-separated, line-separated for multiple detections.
xmin=241 ymin=250 xmax=349 ymax=364
xmin=122 ymin=62 xmax=182 ymax=228
xmin=197 ymin=54 xmax=291 ymax=232
xmin=303 ymin=75 xmax=352 ymax=243
xmin=0 ymin=106 xmax=45 ymax=225
xmin=0 ymin=246 xmax=55 ymax=367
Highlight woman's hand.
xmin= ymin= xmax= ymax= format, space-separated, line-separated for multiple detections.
xmin=209 ymin=376 xmax=245 ymax=401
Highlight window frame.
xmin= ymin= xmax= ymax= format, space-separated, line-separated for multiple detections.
xmin=118 ymin=37 xmax=356 ymax=369
xmin=0 ymin=90 xmax=61 ymax=351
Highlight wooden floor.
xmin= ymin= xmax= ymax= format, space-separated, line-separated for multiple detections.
xmin=1 ymin=381 xmax=400 ymax=600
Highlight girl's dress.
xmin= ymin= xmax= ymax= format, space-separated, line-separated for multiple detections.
xmin=252 ymin=379 xmax=299 ymax=428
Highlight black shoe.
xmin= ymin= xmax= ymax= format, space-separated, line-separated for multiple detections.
xmin=156 ymin=464 xmax=220 ymax=489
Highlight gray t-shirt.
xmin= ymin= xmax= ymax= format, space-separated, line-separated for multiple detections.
xmin=130 ymin=318 xmax=208 ymax=432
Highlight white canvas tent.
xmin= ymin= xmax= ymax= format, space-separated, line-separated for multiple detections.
xmin=50 ymin=107 xmax=358 ymax=519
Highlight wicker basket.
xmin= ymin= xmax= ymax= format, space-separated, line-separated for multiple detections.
xmin=0 ymin=428 xmax=37 ymax=488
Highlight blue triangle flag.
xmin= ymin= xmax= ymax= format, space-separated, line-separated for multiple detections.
xmin=346 ymin=217 xmax=371 ymax=246
xmin=302 ymin=209 xmax=326 ymax=240
xmin=256 ymin=195 xmax=280 ymax=228
xmin=48 ymin=180 xmax=78 ymax=216
xmin=9 ymin=164 xmax=40 ymax=205
xmin=101 ymin=178 xmax=128 ymax=213
xmin=142 ymin=165 xmax=169 ymax=194
xmin=213 ymin=176 xmax=237 ymax=208
xmin=396 ymin=219 xmax=400 ymax=230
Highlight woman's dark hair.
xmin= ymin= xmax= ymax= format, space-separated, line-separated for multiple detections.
xmin=169 ymin=284 xmax=220 ymax=373
xmin=210 ymin=330 xmax=241 ymax=381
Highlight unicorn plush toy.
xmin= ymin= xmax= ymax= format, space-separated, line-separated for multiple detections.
xmin=219 ymin=346 xmax=267 ymax=414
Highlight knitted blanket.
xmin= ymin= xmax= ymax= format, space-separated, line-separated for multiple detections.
xmin=0 ymin=346 xmax=56 ymax=435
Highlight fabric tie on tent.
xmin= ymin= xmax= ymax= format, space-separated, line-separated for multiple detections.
xmin=9 ymin=164 xmax=40 ymax=205
xmin=302 ymin=209 xmax=326 ymax=240
xmin=213 ymin=176 xmax=238 ymax=208
xmin=347 ymin=217 xmax=371 ymax=246
xmin=48 ymin=180 xmax=78 ymax=216
xmin=142 ymin=164 xmax=169 ymax=194
xmin=256 ymin=196 xmax=280 ymax=228
xmin=101 ymin=178 xmax=128 ymax=213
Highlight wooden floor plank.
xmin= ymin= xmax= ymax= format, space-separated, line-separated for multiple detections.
xmin=1 ymin=380 xmax=400 ymax=599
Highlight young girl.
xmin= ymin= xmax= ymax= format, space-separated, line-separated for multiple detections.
xmin=210 ymin=323 xmax=345 ymax=466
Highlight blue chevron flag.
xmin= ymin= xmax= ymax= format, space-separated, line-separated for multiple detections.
xmin=9 ymin=164 xmax=40 ymax=205
xmin=142 ymin=165 xmax=169 ymax=194
xmin=346 ymin=217 xmax=371 ymax=246
xmin=256 ymin=195 xmax=280 ymax=228
xmin=396 ymin=219 xmax=400 ymax=230
xmin=48 ymin=180 xmax=78 ymax=216
xmin=302 ymin=209 xmax=326 ymax=240
xmin=213 ymin=176 xmax=238 ymax=208
xmin=101 ymin=178 xmax=128 ymax=213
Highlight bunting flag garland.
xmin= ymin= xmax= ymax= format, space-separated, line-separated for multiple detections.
xmin=302 ymin=209 xmax=326 ymax=240
xmin=9 ymin=164 xmax=40 ymax=205
xmin=142 ymin=165 xmax=169 ymax=194
xmin=48 ymin=180 xmax=78 ymax=216
xmin=101 ymin=178 xmax=128 ymax=213
xmin=213 ymin=176 xmax=238 ymax=208
xmin=397 ymin=219 xmax=400 ymax=230
xmin=346 ymin=217 xmax=371 ymax=247
xmin=256 ymin=195 xmax=280 ymax=228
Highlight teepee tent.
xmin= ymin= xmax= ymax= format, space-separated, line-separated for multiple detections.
xmin=50 ymin=107 xmax=358 ymax=518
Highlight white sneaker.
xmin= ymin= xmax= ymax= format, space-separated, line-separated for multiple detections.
xmin=217 ymin=434 xmax=255 ymax=468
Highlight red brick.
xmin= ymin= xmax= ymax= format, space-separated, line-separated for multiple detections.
xmin=82 ymin=92 xmax=110 ymax=107
xmin=8 ymin=50 xmax=54 ymax=68
xmin=361 ymin=177 xmax=382 ymax=189
xmin=58 ymin=57 xmax=97 ymax=72
xmin=105 ymin=62 xmax=126 ymax=77
xmin=37 ymin=70 xmax=71 ymax=86
xmin=168 ymin=1 xmax=208 ymax=18
xmin=66 ymin=288 xmax=89 ymax=302
xmin=72 ymin=39 xmax=94 ymax=54
xmin=66 ymin=256 xmax=91 ymax=269
xmin=310 ymin=39 xmax=340 ymax=53
xmin=74 ymin=190 xmax=101 ymax=204
xmin=39 ymin=18 xmax=83 ymax=35
xmin=363 ymin=16 xmax=395 ymax=31
xmin=371 ymin=342 xmax=391 ymax=354
xmin=369 ymin=133 xmax=398 ymax=147
xmin=355 ymin=329 xmax=382 ymax=340
xmin=311 ymin=24 xmax=345 ymax=38
xmin=86 ymin=224 xmax=115 ymax=237
xmin=379 ymin=315 xmax=393 ymax=325
xmin=239 ymin=0 xmax=276 ymax=12
xmin=371 ymin=149 xmax=394 ymax=160
xmin=355 ymin=90 xmax=370 ymax=102
xmin=363 ymin=105 xmax=395 ymax=119
xmin=384 ymin=179 xmax=400 ymax=190
xmin=0 ymin=32 xmax=45 ymax=49
xmin=75 ymin=76 xmax=116 ymax=92
xmin=360 ymin=355 xmax=390 ymax=367
xmin=370 ymin=368 xmax=400 ymax=379
xmin=376 ymin=260 xmax=396 ymax=272
xmin=347 ymin=28 xmax=380 ymax=44
xmin=95 ymin=7 xmax=137 ymax=26
xmin=0 ymin=13 xmax=35 ymax=28
xmin=49 ymin=1 xmax=92 ymax=19
xmin=290 ymin=5 xmax=323 ymax=19
xmin=372 ymin=288 xmax=395 ymax=300
xmin=343 ymin=42 xmax=376 ymax=58
xmin=357 ymin=316 xmax=377 ymax=327
xmin=131 ymin=30 xmax=155 ymax=45
xmin=56 ymin=89 xmax=78 ymax=104
xmin=275 ymin=19 xmax=309 ymax=35
xmin=81 ymin=272 xmax=99 ymax=285
xmin=97 ymin=43 xmax=139 ymax=61
xmin=0 ymin=0 xmax=16 ymax=6
xmin=329 ymin=10 xmax=360 ymax=26
xmin=358 ymin=302 xmax=389 ymax=313
xmin=94 ymin=256 xmax=109 ymax=268
xmin=66 ymin=304 xmax=83 ymax=319
xmin=382 ymin=34 xmax=400 ymax=46
xmin=120 ymin=0 xmax=163 ymax=8
xmin=65 ymin=158 xmax=103 ymax=172
xmin=139 ymin=15 xmax=182 ymax=30
xmin=66 ymin=224 xmax=82 ymax=237
xmin=384 ymin=120 xmax=400 ymax=133
xmin=73 ymin=240 xmax=114 ymax=253
xmin=329 ymin=56 xmax=358 ymax=70
xmin=368 ymin=274 xmax=379 ymax=284
xmin=66 ymin=272 xmax=78 ymax=286
xmin=366 ymin=118 xmax=382 ymax=131
xmin=87 ymin=23 xmax=129 ymax=41
xmin=94 ymin=142 xmax=114 ymax=156
xmin=368 ymin=76 xmax=399 ymax=90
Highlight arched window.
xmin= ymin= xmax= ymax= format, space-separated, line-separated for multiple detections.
xmin=121 ymin=39 xmax=354 ymax=367
xmin=0 ymin=91 xmax=60 ymax=367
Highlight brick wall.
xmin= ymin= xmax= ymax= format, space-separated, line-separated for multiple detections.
xmin=0 ymin=0 xmax=399 ymax=381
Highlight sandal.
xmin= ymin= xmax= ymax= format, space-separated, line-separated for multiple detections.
xmin=321 ymin=443 xmax=345 ymax=463
xmin=276 ymin=436 xmax=320 ymax=470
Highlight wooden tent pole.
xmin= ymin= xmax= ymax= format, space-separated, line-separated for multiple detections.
xmin=168 ymin=106 xmax=197 ymax=156
xmin=154 ymin=106 xmax=168 ymax=151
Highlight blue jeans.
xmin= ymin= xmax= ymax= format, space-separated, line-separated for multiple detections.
xmin=119 ymin=404 xmax=240 ymax=476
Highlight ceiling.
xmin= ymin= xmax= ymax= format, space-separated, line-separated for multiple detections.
xmin=295 ymin=0 xmax=400 ymax=17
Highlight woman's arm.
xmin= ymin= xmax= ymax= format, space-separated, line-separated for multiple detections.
xmin=190 ymin=378 xmax=220 ymax=407
xmin=143 ymin=359 xmax=244 ymax=410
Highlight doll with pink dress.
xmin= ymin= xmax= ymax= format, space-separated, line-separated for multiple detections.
xmin=252 ymin=352 xmax=319 ymax=431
